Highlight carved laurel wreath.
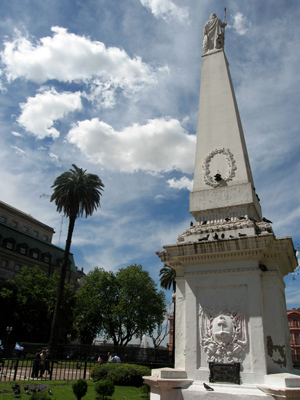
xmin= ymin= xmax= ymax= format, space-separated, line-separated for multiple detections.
xmin=202 ymin=148 xmax=237 ymax=187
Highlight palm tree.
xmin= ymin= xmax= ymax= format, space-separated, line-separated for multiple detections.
xmin=159 ymin=265 xmax=176 ymax=363
xmin=159 ymin=265 xmax=176 ymax=292
xmin=48 ymin=164 xmax=104 ymax=357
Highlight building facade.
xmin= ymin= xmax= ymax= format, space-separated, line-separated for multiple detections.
xmin=0 ymin=200 xmax=84 ymax=288
xmin=287 ymin=308 xmax=300 ymax=362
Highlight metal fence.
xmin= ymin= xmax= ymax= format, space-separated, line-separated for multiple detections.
xmin=0 ymin=358 xmax=98 ymax=382
xmin=0 ymin=342 xmax=173 ymax=382
xmin=3 ymin=342 xmax=173 ymax=366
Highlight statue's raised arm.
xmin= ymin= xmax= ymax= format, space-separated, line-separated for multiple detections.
xmin=203 ymin=12 xmax=227 ymax=54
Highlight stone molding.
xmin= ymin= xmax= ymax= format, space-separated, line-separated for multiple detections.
xmin=185 ymin=266 xmax=260 ymax=277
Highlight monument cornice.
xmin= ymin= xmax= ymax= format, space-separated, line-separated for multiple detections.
xmin=157 ymin=235 xmax=296 ymax=276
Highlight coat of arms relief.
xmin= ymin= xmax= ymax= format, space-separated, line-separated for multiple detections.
xmin=199 ymin=300 xmax=248 ymax=364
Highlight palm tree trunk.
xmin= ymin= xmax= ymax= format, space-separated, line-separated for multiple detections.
xmin=172 ymin=280 xmax=176 ymax=365
xmin=48 ymin=215 xmax=76 ymax=358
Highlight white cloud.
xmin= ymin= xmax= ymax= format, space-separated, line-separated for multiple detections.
xmin=49 ymin=152 xmax=61 ymax=166
xmin=167 ymin=176 xmax=193 ymax=190
xmin=83 ymin=80 xmax=117 ymax=109
xmin=17 ymin=87 xmax=82 ymax=139
xmin=230 ymin=12 xmax=251 ymax=35
xmin=10 ymin=145 xmax=26 ymax=155
xmin=140 ymin=0 xmax=189 ymax=24
xmin=11 ymin=131 xmax=23 ymax=137
xmin=1 ymin=26 xmax=162 ymax=92
xmin=67 ymin=117 xmax=196 ymax=174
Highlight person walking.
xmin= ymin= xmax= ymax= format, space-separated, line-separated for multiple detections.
xmin=31 ymin=349 xmax=41 ymax=378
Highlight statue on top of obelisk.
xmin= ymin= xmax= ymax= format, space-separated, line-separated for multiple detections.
xmin=203 ymin=10 xmax=227 ymax=54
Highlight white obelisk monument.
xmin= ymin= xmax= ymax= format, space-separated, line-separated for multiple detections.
xmin=144 ymin=12 xmax=300 ymax=400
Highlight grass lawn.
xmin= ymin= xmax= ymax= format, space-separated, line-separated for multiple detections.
xmin=0 ymin=380 xmax=149 ymax=399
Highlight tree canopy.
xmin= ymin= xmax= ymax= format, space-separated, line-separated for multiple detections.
xmin=75 ymin=264 xmax=166 ymax=346
xmin=0 ymin=266 xmax=75 ymax=344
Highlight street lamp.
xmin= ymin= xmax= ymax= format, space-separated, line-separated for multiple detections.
xmin=6 ymin=326 xmax=13 ymax=345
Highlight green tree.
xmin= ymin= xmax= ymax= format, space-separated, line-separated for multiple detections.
xmin=159 ymin=265 xmax=176 ymax=292
xmin=0 ymin=267 xmax=75 ymax=343
xmin=159 ymin=264 xmax=176 ymax=361
xmin=74 ymin=268 xmax=116 ymax=344
xmin=48 ymin=164 xmax=104 ymax=356
xmin=74 ymin=264 xmax=166 ymax=346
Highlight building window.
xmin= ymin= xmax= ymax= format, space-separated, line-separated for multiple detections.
xmin=30 ymin=248 xmax=40 ymax=260
xmin=11 ymin=221 xmax=18 ymax=228
xmin=4 ymin=239 xmax=15 ymax=251
xmin=1 ymin=260 xmax=8 ymax=267
xmin=42 ymin=253 xmax=51 ymax=263
xmin=33 ymin=231 xmax=38 ymax=237
xmin=0 ymin=216 xmax=6 ymax=223
xmin=43 ymin=235 xmax=48 ymax=242
xmin=296 ymin=334 xmax=300 ymax=345
xmin=17 ymin=243 xmax=28 ymax=255
xmin=22 ymin=227 xmax=28 ymax=233
xmin=15 ymin=264 xmax=21 ymax=272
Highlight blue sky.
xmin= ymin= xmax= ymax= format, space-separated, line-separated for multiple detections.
xmin=0 ymin=0 xmax=300 ymax=310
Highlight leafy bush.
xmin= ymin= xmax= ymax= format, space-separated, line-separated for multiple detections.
xmin=72 ymin=379 xmax=88 ymax=400
xmin=94 ymin=380 xmax=115 ymax=399
xmin=140 ymin=383 xmax=150 ymax=399
xmin=31 ymin=393 xmax=52 ymax=400
xmin=25 ymin=353 xmax=35 ymax=359
xmin=90 ymin=363 xmax=150 ymax=387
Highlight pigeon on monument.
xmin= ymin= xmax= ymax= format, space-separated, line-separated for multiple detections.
xmin=198 ymin=234 xmax=210 ymax=241
xmin=203 ymin=382 xmax=214 ymax=391
xmin=262 ymin=217 xmax=273 ymax=223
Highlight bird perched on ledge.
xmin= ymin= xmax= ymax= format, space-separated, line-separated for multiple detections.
xmin=203 ymin=382 xmax=214 ymax=391
xmin=198 ymin=234 xmax=209 ymax=241
xmin=262 ymin=217 xmax=273 ymax=224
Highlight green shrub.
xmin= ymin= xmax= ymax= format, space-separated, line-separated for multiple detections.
xmin=30 ymin=393 xmax=52 ymax=400
xmin=72 ymin=379 xmax=88 ymax=400
xmin=25 ymin=353 xmax=35 ymax=359
xmin=94 ymin=380 xmax=115 ymax=399
xmin=140 ymin=383 xmax=150 ymax=399
xmin=90 ymin=363 xmax=150 ymax=387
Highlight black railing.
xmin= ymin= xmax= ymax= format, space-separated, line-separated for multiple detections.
xmin=0 ymin=358 xmax=98 ymax=382
xmin=3 ymin=342 xmax=173 ymax=365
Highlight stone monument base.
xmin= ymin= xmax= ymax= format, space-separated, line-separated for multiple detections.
xmin=144 ymin=368 xmax=300 ymax=400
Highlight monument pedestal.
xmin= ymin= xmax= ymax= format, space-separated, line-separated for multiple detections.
xmin=145 ymin=221 xmax=300 ymax=399
xmin=145 ymin=369 xmax=300 ymax=399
